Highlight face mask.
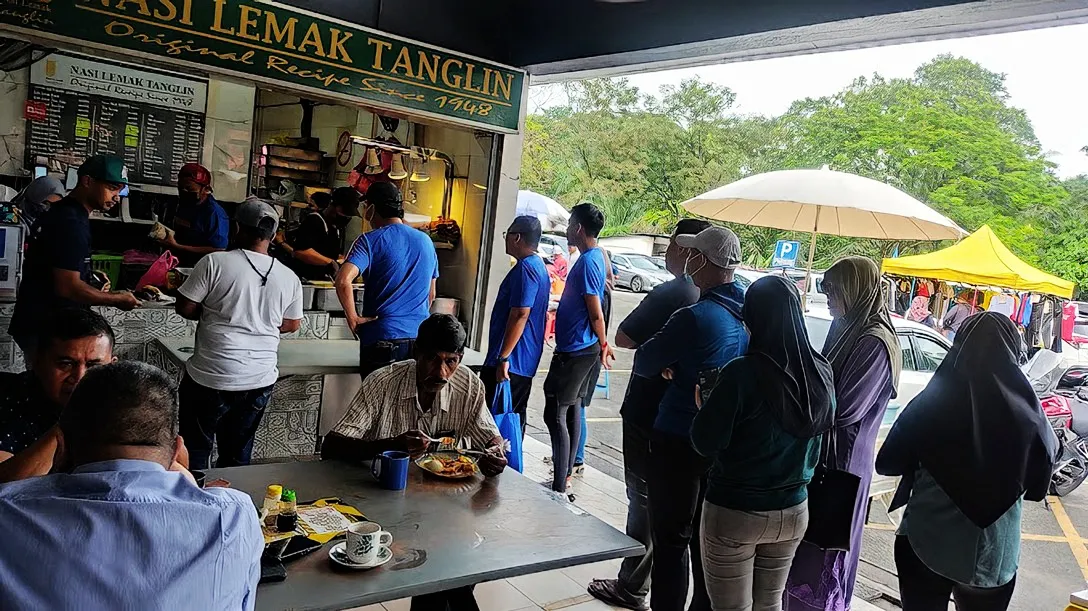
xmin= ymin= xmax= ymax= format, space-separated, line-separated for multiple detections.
xmin=683 ymin=251 xmax=706 ymax=279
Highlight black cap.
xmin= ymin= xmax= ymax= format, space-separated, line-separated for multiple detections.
xmin=331 ymin=186 xmax=361 ymax=216
xmin=508 ymin=215 xmax=543 ymax=243
xmin=364 ymin=182 xmax=403 ymax=209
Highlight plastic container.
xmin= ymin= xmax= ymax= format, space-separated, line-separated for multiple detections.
xmin=90 ymin=254 xmax=124 ymax=289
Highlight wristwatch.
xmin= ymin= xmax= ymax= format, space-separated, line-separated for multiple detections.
xmin=497 ymin=355 xmax=510 ymax=363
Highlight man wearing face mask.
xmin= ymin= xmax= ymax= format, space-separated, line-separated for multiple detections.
xmin=158 ymin=163 xmax=228 ymax=266
xmin=274 ymin=186 xmax=360 ymax=280
xmin=632 ymin=226 xmax=749 ymax=611
xmin=587 ymin=218 xmax=709 ymax=611
xmin=336 ymin=181 xmax=439 ymax=380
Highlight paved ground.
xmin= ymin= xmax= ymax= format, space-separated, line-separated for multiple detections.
xmin=522 ymin=290 xmax=1088 ymax=609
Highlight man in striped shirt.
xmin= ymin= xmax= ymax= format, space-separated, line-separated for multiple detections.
xmin=323 ymin=314 xmax=507 ymax=476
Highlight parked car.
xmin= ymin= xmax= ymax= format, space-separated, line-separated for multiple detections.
xmin=804 ymin=307 xmax=951 ymax=432
xmin=611 ymin=252 xmax=672 ymax=292
xmin=537 ymin=233 xmax=568 ymax=259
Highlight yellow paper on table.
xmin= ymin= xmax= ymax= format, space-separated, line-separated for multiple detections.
xmin=261 ymin=497 xmax=365 ymax=545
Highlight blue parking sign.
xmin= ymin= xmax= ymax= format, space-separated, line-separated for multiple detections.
xmin=772 ymin=240 xmax=801 ymax=268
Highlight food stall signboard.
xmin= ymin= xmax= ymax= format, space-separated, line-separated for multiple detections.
xmin=0 ymin=0 xmax=526 ymax=133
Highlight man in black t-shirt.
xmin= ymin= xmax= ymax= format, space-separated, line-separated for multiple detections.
xmin=587 ymin=218 xmax=709 ymax=611
xmin=9 ymin=155 xmax=140 ymax=364
xmin=275 ymin=186 xmax=360 ymax=280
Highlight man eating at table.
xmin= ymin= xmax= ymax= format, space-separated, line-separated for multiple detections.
xmin=323 ymin=313 xmax=506 ymax=611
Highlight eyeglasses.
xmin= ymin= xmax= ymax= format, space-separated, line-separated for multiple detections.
xmin=817 ymin=279 xmax=833 ymax=295
xmin=503 ymin=231 xmax=523 ymax=239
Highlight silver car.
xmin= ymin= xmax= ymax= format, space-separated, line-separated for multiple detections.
xmin=611 ymin=252 xmax=672 ymax=292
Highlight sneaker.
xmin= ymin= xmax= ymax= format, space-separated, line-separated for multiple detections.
xmin=572 ymin=463 xmax=585 ymax=477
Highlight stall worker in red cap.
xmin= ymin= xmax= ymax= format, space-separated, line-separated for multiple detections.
xmin=158 ymin=163 xmax=229 ymax=266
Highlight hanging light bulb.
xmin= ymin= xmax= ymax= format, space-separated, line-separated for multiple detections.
xmin=363 ymin=147 xmax=382 ymax=175
xmin=388 ymin=153 xmax=408 ymax=180
xmin=410 ymin=156 xmax=431 ymax=182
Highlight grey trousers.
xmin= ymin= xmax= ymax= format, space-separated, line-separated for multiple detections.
xmin=700 ymin=500 xmax=809 ymax=611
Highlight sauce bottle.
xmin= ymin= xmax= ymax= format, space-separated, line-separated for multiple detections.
xmin=276 ymin=489 xmax=298 ymax=533
xmin=262 ymin=484 xmax=282 ymax=527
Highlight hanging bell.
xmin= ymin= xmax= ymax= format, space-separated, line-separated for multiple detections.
xmin=388 ymin=153 xmax=408 ymax=180
xmin=410 ymin=156 xmax=431 ymax=182
xmin=363 ymin=147 xmax=382 ymax=175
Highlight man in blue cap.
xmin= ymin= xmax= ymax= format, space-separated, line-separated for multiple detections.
xmin=9 ymin=155 xmax=140 ymax=364
xmin=481 ymin=215 xmax=551 ymax=436
xmin=336 ymin=182 xmax=439 ymax=380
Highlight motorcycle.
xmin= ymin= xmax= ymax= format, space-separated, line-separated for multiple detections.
xmin=1027 ymin=350 xmax=1088 ymax=496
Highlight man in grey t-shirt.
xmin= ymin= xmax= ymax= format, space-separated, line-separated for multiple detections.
xmin=588 ymin=219 xmax=709 ymax=611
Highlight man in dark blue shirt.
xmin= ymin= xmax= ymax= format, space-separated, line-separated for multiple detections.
xmin=159 ymin=163 xmax=229 ymax=266
xmin=542 ymin=202 xmax=613 ymax=496
xmin=482 ymin=216 xmax=551 ymax=438
xmin=587 ymin=218 xmax=709 ymax=611
xmin=337 ymin=182 xmax=439 ymax=380
xmin=9 ymin=155 xmax=139 ymax=364
xmin=634 ymin=226 xmax=748 ymax=611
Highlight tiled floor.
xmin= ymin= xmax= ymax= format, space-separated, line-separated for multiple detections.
xmin=349 ymin=436 xmax=882 ymax=611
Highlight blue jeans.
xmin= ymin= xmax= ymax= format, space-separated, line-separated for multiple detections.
xmin=359 ymin=339 xmax=416 ymax=381
xmin=576 ymin=408 xmax=587 ymax=465
xmin=178 ymin=373 xmax=275 ymax=470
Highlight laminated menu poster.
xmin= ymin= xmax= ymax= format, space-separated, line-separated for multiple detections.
xmin=25 ymin=52 xmax=207 ymax=186
xmin=261 ymin=497 xmax=366 ymax=545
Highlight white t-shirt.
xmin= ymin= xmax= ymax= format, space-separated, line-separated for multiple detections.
xmin=179 ymin=249 xmax=304 ymax=391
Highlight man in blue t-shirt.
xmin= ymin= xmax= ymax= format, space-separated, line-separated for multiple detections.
xmin=337 ymin=182 xmax=439 ymax=380
xmin=632 ymin=226 xmax=748 ymax=611
xmin=542 ymin=203 xmax=614 ymax=496
xmin=482 ymin=216 xmax=551 ymax=438
xmin=159 ymin=163 xmax=229 ymax=266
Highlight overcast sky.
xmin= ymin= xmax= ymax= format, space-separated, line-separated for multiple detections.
xmin=530 ymin=24 xmax=1088 ymax=178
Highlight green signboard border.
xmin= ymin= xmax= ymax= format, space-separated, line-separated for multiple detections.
xmin=0 ymin=0 xmax=525 ymax=133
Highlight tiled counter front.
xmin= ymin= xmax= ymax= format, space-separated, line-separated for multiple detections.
xmin=146 ymin=341 xmax=323 ymax=461
xmin=0 ymin=303 xmax=329 ymax=462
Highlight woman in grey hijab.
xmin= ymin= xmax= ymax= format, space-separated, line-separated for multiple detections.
xmin=785 ymin=256 xmax=902 ymax=611
xmin=13 ymin=176 xmax=66 ymax=227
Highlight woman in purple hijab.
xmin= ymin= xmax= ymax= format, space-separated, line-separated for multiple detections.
xmin=785 ymin=256 xmax=902 ymax=610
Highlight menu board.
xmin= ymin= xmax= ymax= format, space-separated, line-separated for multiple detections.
xmin=25 ymin=53 xmax=208 ymax=187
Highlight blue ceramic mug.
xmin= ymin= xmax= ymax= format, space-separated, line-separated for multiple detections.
xmin=372 ymin=450 xmax=410 ymax=490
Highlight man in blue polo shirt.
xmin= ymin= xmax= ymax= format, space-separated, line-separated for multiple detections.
xmin=542 ymin=202 xmax=614 ymax=496
xmin=337 ymin=182 xmax=438 ymax=380
xmin=158 ymin=163 xmax=229 ymax=266
xmin=482 ymin=216 xmax=550 ymax=438
xmin=633 ymin=226 xmax=748 ymax=611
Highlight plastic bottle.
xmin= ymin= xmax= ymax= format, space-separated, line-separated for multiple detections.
xmin=262 ymin=484 xmax=282 ymax=527
xmin=276 ymin=489 xmax=298 ymax=533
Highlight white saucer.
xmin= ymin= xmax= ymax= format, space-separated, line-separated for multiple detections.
xmin=329 ymin=542 xmax=393 ymax=569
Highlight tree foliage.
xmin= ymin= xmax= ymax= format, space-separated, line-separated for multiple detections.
xmin=522 ymin=55 xmax=1088 ymax=296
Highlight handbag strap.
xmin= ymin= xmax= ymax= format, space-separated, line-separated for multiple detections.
xmin=820 ymin=426 xmax=840 ymax=470
xmin=703 ymin=291 xmax=744 ymax=323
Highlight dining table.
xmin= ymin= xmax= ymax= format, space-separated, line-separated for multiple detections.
xmin=208 ymin=460 xmax=643 ymax=611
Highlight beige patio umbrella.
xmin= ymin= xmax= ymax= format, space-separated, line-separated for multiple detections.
xmin=682 ymin=167 xmax=966 ymax=304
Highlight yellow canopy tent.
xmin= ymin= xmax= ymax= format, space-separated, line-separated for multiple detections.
xmin=881 ymin=225 xmax=1075 ymax=299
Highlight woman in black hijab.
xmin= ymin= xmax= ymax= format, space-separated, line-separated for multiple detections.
xmin=692 ymin=276 xmax=834 ymax=611
xmin=877 ymin=312 xmax=1057 ymax=610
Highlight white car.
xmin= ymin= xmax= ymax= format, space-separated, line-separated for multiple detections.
xmin=804 ymin=308 xmax=950 ymax=433
xmin=611 ymin=252 xmax=673 ymax=292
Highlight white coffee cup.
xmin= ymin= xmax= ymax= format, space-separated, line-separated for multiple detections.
xmin=346 ymin=521 xmax=393 ymax=564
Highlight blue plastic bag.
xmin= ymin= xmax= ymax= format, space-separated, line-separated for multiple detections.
xmin=491 ymin=381 xmax=524 ymax=472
